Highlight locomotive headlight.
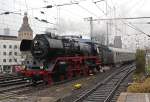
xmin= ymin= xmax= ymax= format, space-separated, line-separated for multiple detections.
xmin=26 ymin=80 xmax=30 ymax=83
xmin=22 ymin=65 xmax=25 ymax=69
xmin=34 ymin=40 xmax=39 ymax=46
xmin=34 ymin=40 xmax=37 ymax=44
xmin=40 ymin=66 xmax=43 ymax=69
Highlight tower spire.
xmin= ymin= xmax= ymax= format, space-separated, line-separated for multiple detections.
xmin=18 ymin=12 xmax=33 ymax=40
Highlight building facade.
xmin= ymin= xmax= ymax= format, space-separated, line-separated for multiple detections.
xmin=0 ymin=12 xmax=33 ymax=73
xmin=0 ymin=38 xmax=22 ymax=73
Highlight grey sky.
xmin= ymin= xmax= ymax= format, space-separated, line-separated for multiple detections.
xmin=0 ymin=0 xmax=150 ymax=50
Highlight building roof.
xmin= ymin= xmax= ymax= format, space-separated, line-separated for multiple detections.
xmin=0 ymin=35 xmax=18 ymax=40
xmin=18 ymin=12 xmax=33 ymax=33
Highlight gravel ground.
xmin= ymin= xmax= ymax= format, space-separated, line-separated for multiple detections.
xmin=0 ymin=66 xmax=120 ymax=102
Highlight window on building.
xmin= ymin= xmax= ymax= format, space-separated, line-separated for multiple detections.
xmin=9 ymin=52 xmax=12 ymax=55
xmin=3 ymin=45 xmax=6 ymax=48
xmin=14 ymin=59 xmax=17 ymax=62
xmin=9 ymin=59 xmax=12 ymax=62
xmin=3 ymin=52 xmax=6 ymax=55
xmin=3 ymin=59 xmax=6 ymax=62
xmin=9 ymin=45 xmax=12 ymax=48
xmin=22 ymin=62 xmax=24 ymax=65
xmin=27 ymin=61 xmax=30 ymax=64
xmin=33 ymin=61 xmax=36 ymax=65
xmin=14 ymin=45 xmax=17 ymax=49
xmin=14 ymin=52 xmax=17 ymax=55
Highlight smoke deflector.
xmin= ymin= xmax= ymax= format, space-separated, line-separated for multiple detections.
xmin=20 ymin=39 xmax=32 ymax=51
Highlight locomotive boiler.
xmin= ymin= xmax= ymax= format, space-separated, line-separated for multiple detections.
xmin=21 ymin=33 xmax=97 ymax=59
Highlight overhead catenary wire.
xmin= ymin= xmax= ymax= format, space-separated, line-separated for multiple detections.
xmin=76 ymin=4 xmax=99 ymax=18
xmin=91 ymin=16 xmax=150 ymax=21
xmin=109 ymin=0 xmax=149 ymax=48
xmin=0 ymin=1 xmax=149 ymax=37
xmin=0 ymin=1 xmax=83 ymax=25
xmin=128 ymin=22 xmax=150 ymax=37
xmin=93 ymin=2 xmax=106 ymax=15
xmin=123 ymin=21 xmax=150 ymax=37
xmin=61 ymin=9 xmax=82 ymax=20
xmin=2 ymin=2 xmax=79 ymax=14
xmin=0 ymin=10 xmax=56 ymax=25
xmin=92 ymin=0 xmax=106 ymax=15
xmin=0 ymin=0 xmax=107 ymax=21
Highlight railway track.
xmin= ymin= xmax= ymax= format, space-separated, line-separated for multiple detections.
xmin=0 ymin=64 xmax=135 ymax=101
xmin=0 ymin=74 xmax=83 ymax=95
xmin=73 ymin=64 xmax=135 ymax=102
xmin=0 ymin=74 xmax=32 ymax=100
xmin=0 ymin=67 xmax=115 ymax=94
xmin=110 ymin=72 xmax=133 ymax=102
xmin=0 ymin=66 xmax=119 ymax=101
xmin=0 ymin=74 xmax=30 ymax=91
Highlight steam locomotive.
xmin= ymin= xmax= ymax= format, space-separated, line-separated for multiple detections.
xmin=18 ymin=33 xmax=135 ymax=85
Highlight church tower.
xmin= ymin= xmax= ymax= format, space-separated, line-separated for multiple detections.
xmin=18 ymin=12 xmax=33 ymax=40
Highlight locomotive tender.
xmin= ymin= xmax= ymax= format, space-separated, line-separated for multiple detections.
xmin=19 ymin=33 xmax=135 ymax=85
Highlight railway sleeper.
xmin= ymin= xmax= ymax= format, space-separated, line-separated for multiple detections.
xmin=0 ymin=80 xmax=28 ymax=87
xmin=85 ymin=98 xmax=106 ymax=102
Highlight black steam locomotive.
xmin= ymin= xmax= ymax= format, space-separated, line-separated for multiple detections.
xmin=19 ymin=33 xmax=134 ymax=84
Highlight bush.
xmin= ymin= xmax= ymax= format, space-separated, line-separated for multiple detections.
xmin=127 ymin=83 xmax=142 ymax=92
xmin=133 ymin=73 xmax=145 ymax=83
xmin=127 ymin=78 xmax=150 ymax=93
xmin=135 ymin=49 xmax=145 ymax=74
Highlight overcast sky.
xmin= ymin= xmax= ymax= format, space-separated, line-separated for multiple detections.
xmin=0 ymin=0 xmax=150 ymax=50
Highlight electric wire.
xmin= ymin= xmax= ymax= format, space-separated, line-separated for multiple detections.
xmin=77 ymin=4 xmax=99 ymax=17
xmin=93 ymin=2 xmax=106 ymax=15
